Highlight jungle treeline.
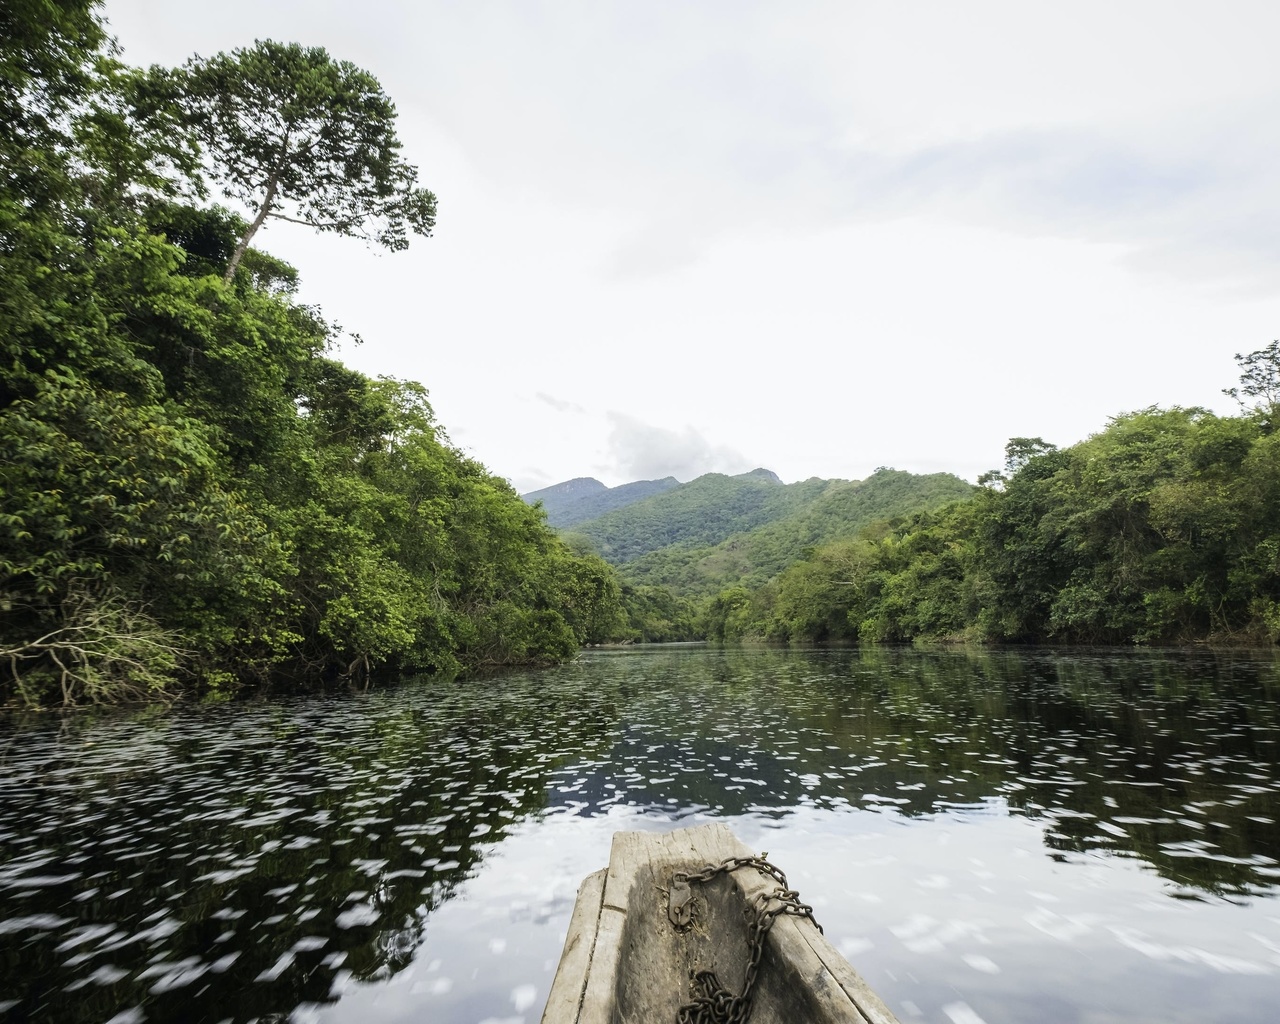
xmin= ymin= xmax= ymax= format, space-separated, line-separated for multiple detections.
xmin=6 ymin=4 xmax=1279 ymax=708
xmin=0 ymin=2 xmax=625 ymax=706
xmin=704 ymin=393 xmax=1280 ymax=646
xmin=547 ymin=358 xmax=1280 ymax=648
xmin=542 ymin=466 xmax=977 ymax=642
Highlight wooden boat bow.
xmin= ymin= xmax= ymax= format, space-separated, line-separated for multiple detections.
xmin=541 ymin=823 xmax=901 ymax=1024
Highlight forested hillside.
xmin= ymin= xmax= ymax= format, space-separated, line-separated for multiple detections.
xmin=568 ymin=468 xmax=832 ymax=563
xmin=622 ymin=469 xmax=975 ymax=597
xmin=549 ymin=466 xmax=973 ymax=642
xmin=0 ymin=2 xmax=626 ymax=706
xmin=565 ymin=376 xmax=1280 ymax=650
xmin=708 ymin=390 xmax=1280 ymax=646
xmin=522 ymin=475 xmax=679 ymax=527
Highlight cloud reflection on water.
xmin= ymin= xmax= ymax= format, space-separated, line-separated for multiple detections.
xmin=2 ymin=645 xmax=1279 ymax=1024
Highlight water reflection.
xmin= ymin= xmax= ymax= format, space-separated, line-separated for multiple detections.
xmin=0 ymin=683 xmax=618 ymax=1022
xmin=1 ymin=646 xmax=1279 ymax=1023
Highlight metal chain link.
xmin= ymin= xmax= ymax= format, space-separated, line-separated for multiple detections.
xmin=670 ymin=855 xmax=822 ymax=1024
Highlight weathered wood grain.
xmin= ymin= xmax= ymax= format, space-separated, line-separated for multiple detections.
xmin=539 ymin=823 xmax=900 ymax=1024
xmin=542 ymin=868 xmax=607 ymax=1023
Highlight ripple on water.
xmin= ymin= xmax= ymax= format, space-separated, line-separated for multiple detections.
xmin=0 ymin=646 xmax=1278 ymax=1024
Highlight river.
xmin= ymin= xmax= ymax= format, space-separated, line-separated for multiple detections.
xmin=2 ymin=646 xmax=1279 ymax=1024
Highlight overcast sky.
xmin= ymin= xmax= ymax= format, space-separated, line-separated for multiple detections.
xmin=103 ymin=1 xmax=1280 ymax=491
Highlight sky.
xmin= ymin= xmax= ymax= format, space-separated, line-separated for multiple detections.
xmin=102 ymin=0 xmax=1280 ymax=492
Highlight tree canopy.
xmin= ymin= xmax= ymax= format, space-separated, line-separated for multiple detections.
xmin=1224 ymin=340 xmax=1280 ymax=422
xmin=0 ymin=3 xmax=622 ymax=706
xmin=706 ymin=385 xmax=1280 ymax=647
xmin=155 ymin=39 xmax=437 ymax=282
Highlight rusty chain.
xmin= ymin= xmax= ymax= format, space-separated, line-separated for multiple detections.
xmin=669 ymin=854 xmax=822 ymax=1024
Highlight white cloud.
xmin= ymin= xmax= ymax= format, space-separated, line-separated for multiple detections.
xmin=535 ymin=392 xmax=584 ymax=414
xmin=605 ymin=413 xmax=753 ymax=481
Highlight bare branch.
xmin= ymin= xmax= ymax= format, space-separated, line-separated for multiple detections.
xmin=1 ymin=584 xmax=190 ymax=707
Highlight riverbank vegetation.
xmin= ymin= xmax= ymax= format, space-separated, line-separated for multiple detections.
xmin=705 ymin=371 xmax=1280 ymax=645
xmin=0 ymin=1 xmax=626 ymax=706
xmin=555 ymin=467 xmax=977 ymax=641
xmin=545 ymin=349 xmax=1280 ymax=648
xmin=7 ymin=5 xmax=1278 ymax=706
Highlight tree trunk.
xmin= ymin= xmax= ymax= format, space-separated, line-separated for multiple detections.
xmin=223 ymin=171 xmax=280 ymax=285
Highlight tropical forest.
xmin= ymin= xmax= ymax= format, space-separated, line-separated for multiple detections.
xmin=4 ymin=2 xmax=1280 ymax=710
xmin=527 ymin=370 xmax=1280 ymax=651
xmin=0 ymin=1 xmax=625 ymax=707
xmin=5 ymin=6 xmax=1280 ymax=1024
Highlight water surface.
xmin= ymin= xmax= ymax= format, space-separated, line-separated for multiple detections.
xmin=2 ymin=646 xmax=1279 ymax=1024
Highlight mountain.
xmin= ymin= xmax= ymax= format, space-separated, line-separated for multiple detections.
xmin=522 ymin=475 xmax=680 ymax=528
xmin=618 ymin=469 xmax=977 ymax=597
xmin=536 ymin=465 xmax=976 ymax=610
xmin=565 ymin=469 xmax=833 ymax=564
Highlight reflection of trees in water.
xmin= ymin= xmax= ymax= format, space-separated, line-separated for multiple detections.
xmin=2 ymin=648 xmax=1278 ymax=1022
xmin=581 ymin=646 xmax=1280 ymax=898
xmin=0 ymin=680 xmax=620 ymax=1023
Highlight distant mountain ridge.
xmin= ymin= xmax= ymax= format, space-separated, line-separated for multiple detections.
xmin=565 ymin=469 xmax=829 ymax=564
xmin=620 ymin=469 xmax=977 ymax=596
xmin=522 ymin=475 xmax=680 ymax=528
xmin=527 ymin=466 xmax=976 ymax=601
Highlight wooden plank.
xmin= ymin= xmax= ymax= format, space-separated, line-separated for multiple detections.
xmin=540 ymin=868 xmax=607 ymax=1024
xmin=601 ymin=828 xmax=648 ymax=912
xmin=721 ymin=846 xmax=869 ymax=1022
xmin=687 ymin=820 xmax=747 ymax=865
xmin=766 ymin=914 xmax=874 ymax=1024
xmin=577 ymin=905 xmax=625 ymax=1024
xmin=789 ymin=918 xmax=900 ymax=1024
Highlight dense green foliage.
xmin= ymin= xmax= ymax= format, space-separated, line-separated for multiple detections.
xmin=716 ymin=401 xmax=1280 ymax=645
xmin=0 ymin=2 xmax=624 ymax=705
xmin=551 ymin=466 xmax=973 ymax=642
xmin=152 ymin=39 xmax=437 ymax=283
xmin=616 ymin=582 xmax=701 ymax=643
xmin=571 ymin=468 xmax=830 ymax=563
xmin=621 ymin=468 xmax=976 ymax=598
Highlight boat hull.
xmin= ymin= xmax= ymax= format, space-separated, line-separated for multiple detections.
xmin=541 ymin=823 xmax=900 ymax=1024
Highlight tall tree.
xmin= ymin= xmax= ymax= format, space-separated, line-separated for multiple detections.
xmin=1224 ymin=340 xmax=1280 ymax=425
xmin=1 ymin=13 xmax=627 ymax=705
xmin=163 ymin=40 xmax=437 ymax=284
